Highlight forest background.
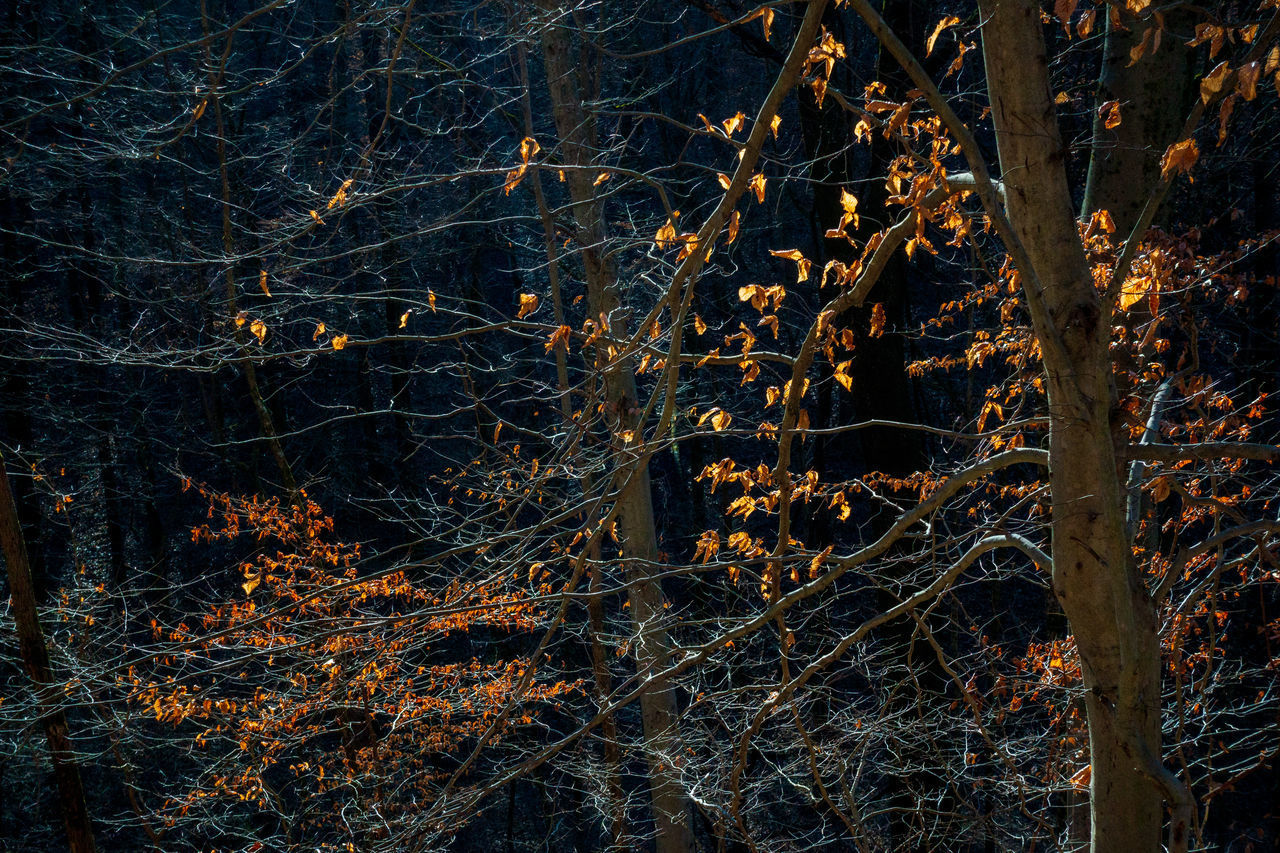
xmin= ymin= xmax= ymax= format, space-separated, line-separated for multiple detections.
xmin=2 ymin=1 xmax=1280 ymax=852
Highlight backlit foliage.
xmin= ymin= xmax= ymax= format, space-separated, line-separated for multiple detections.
xmin=121 ymin=484 xmax=578 ymax=849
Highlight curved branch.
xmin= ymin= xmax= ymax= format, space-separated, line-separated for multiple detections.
xmin=728 ymin=533 xmax=1049 ymax=838
xmin=846 ymin=0 xmax=1073 ymax=378
xmin=430 ymin=450 xmax=1048 ymax=831
xmin=1126 ymin=442 xmax=1280 ymax=465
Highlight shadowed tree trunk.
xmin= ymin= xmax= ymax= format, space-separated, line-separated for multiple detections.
xmin=536 ymin=4 xmax=695 ymax=850
xmin=1083 ymin=6 xmax=1195 ymax=237
xmin=518 ymin=38 xmax=628 ymax=847
xmin=202 ymin=0 xmax=298 ymax=501
xmin=1 ymin=453 xmax=98 ymax=853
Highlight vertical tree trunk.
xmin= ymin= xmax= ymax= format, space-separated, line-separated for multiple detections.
xmin=354 ymin=9 xmax=416 ymax=478
xmin=0 ymin=191 xmax=49 ymax=597
xmin=518 ymin=40 xmax=628 ymax=846
xmin=0 ymin=454 xmax=97 ymax=853
xmin=536 ymin=6 xmax=694 ymax=851
xmin=1083 ymin=6 xmax=1194 ymax=237
xmin=977 ymin=3 xmax=1164 ymax=851
xmin=202 ymin=0 xmax=298 ymax=500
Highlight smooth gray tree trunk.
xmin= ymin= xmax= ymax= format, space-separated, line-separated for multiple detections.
xmin=978 ymin=3 xmax=1166 ymax=851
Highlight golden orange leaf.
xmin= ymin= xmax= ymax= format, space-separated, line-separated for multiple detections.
xmin=1237 ymin=60 xmax=1261 ymax=101
xmin=1160 ymin=137 xmax=1199 ymax=181
xmin=698 ymin=407 xmax=732 ymax=431
xmin=1118 ymin=276 xmax=1152 ymax=311
xmin=835 ymin=360 xmax=853 ymax=392
xmin=517 ymin=293 xmax=539 ymax=319
xmin=655 ymin=217 xmax=678 ymax=249
xmin=1152 ymin=476 xmax=1171 ymax=503
xmin=769 ymin=248 xmax=811 ymax=282
xmin=545 ymin=324 xmax=571 ymax=353
xmin=869 ymin=303 xmax=887 ymax=338
xmin=1100 ymin=99 xmax=1122 ymax=129
xmin=519 ymin=136 xmax=540 ymax=163
xmin=738 ymin=284 xmax=767 ymax=312
xmin=1200 ymin=61 xmax=1231 ymax=103
xmin=503 ymin=164 xmax=528 ymax=195
xmin=926 ymin=15 xmax=960 ymax=56
xmin=1077 ymin=9 xmax=1096 ymax=37
xmin=327 ymin=178 xmax=354 ymax=209
xmin=1054 ymin=0 xmax=1077 ymax=34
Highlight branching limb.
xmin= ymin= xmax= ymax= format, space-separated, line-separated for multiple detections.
xmin=728 ymin=534 xmax=1048 ymax=841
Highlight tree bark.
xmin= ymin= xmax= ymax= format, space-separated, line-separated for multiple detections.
xmin=1 ymin=453 xmax=98 ymax=853
xmin=1083 ymin=7 xmax=1195 ymax=237
xmin=202 ymin=0 xmax=298 ymax=501
xmin=978 ymin=3 xmax=1165 ymax=851
xmin=536 ymin=5 xmax=694 ymax=851
xmin=518 ymin=39 xmax=628 ymax=846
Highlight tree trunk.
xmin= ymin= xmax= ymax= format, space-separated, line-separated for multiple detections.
xmin=518 ymin=39 xmax=628 ymax=846
xmin=202 ymin=0 xmax=298 ymax=501
xmin=537 ymin=5 xmax=694 ymax=851
xmin=978 ymin=3 xmax=1164 ymax=851
xmin=1083 ymin=6 xmax=1195 ymax=237
xmin=0 ymin=453 xmax=98 ymax=853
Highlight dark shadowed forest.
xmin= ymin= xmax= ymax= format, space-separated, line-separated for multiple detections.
xmin=3 ymin=1 xmax=1280 ymax=851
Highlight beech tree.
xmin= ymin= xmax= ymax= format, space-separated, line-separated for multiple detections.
xmin=0 ymin=455 xmax=96 ymax=852
xmin=4 ymin=1 xmax=1280 ymax=852
xmin=481 ymin=2 xmax=1280 ymax=850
